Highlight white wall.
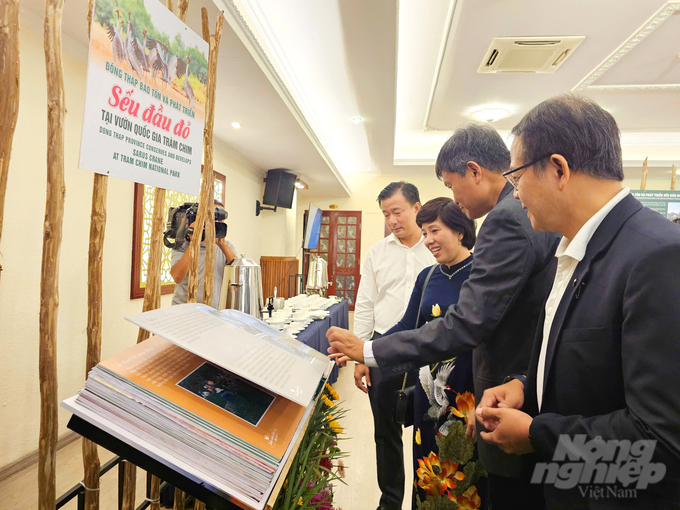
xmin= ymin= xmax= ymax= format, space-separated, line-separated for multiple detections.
xmin=0 ymin=23 xmax=264 ymax=467
xmin=296 ymin=173 xmax=456 ymax=270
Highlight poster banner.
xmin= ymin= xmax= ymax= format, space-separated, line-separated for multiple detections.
xmin=79 ymin=0 xmax=208 ymax=195
xmin=631 ymin=190 xmax=680 ymax=221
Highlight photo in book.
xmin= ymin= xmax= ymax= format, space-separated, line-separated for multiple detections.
xmin=177 ymin=362 xmax=275 ymax=427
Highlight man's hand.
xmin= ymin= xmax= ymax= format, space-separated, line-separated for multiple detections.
xmin=353 ymin=363 xmax=371 ymax=394
xmin=477 ymin=407 xmax=534 ymax=455
xmin=327 ymin=327 xmax=365 ymax=364
xmin=477 ymin=378 xmax=525 ymax=411
xmin=466 ymin=418 xmax=477 ymax=442
xmin=216 ymin=236 xmax=236 ymax=263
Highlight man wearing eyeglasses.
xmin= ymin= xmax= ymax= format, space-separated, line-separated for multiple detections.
xmin=328 ymin=124 xmax=559 ymax=509
xmin=475 ymin=94 xmax=680 ymax=509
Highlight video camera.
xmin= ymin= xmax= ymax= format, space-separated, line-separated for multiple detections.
xmin=163 ymin=202 xmax=228 ymax=249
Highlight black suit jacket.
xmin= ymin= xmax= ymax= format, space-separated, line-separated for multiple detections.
xmin=372 ymin=183 xmax=560 ymax=477
xmin=524 ymin=194 xmax=680 ymax=509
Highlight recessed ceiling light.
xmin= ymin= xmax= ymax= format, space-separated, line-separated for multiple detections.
xmin=231 ymin=122 xmax=241 ymax=128
xmin=469 ymin=108 xmax=511 ymax=123
xmin=366 ymin=168 xmax=372 ymax=172
xmin=352 ymin=117 xmax=363 ymax=124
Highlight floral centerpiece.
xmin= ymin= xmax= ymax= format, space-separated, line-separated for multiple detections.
xmin=273 ymin=383 xmax=347 ymax=510
xmin=415 ymin=391 xmax=486 ymax=510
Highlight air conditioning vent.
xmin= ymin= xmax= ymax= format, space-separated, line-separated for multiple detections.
xmin=478 ymin=36 xmax=584 ymax=74
xmin=486 ymin=49 xmax=499 ymax=67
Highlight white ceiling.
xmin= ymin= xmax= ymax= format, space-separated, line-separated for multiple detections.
xmin=225 ymin=0 xmax=680 ymax=185
xmin=19 ymin=0 xmax=351 ymax=196
xmin=21 ymin=0 xmax=680 ymax=196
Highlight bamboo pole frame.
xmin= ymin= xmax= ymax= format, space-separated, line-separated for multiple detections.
xmin=640 ymin=157 xmax=648 ymax=190
xmin=0 ymin=0 xmax=20 ymax=246
xmin=671 ymin=165 xmax=677 ymax=191
xmin=39 ymin=0 xmax=66 ymax=506
xmin=124 ymin=1 xmax=195 ymax=507
xmin=82 ymin=0 xmax=107 ymax=507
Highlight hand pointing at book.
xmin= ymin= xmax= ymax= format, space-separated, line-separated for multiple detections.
xmin=327 ymin=327 xmax=365 ymax=365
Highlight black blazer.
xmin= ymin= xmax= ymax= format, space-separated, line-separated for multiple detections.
xmin=524 ymin=194 xmax=680 ymax=509
xmin=372 ymin=183 xmax=560 ymax=477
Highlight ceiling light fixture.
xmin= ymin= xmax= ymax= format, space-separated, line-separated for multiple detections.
xmin=231 ymin=122 xmax=241 ymax=128
xmin=469 ymin=108 xmax=511 ymax=123
xmin=295 ymin=179 xmax=308 ymax=190
xmin=366 ymin=168 xmax=372 ymax=172
xmin=352 ymin=117 xmax=363 ymax=124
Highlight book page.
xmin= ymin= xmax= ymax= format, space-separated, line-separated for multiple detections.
xmin=95 ymin=336 xmax=305 ymax=460
xmin=126 ymin=304 xmax=330 ymax=406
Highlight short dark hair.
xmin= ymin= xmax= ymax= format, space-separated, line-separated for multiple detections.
xmin=416 ymin=197 xmax=476 ymax=249
xmin=214 ymin=199 xmax=224 ymax=207
xmin=377 ymin=181 xmax=421 ymax=206
xmin=435 ymin=124 xmax=511 ymax=179
xmin=511 ymin=94 xmax=623 ymax=181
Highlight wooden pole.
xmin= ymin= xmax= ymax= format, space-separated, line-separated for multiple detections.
xmin=40 ymin=0 xmax=66 ymax=506
xmin=671 ymin=165 xmax=677 ymax=191
xmin=136 ymin=186 xmax=166 ymax=343
xmin=640 ymin=157 xmax=648 ymax=190
xmin=200 ymin=10 xmax=223 ymax=307
xmin=82 ymin=1 xmax=107 ymax=507
xmin=0 ymin=0 xmax=20 ymax=246
xmin=173 ymin=488 xmax=185 ymax=510
xmin=128 ymin=3 xmax=192 ymax=509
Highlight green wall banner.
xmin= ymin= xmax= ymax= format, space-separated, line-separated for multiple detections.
xmin=631 ymin=190 xmax=680 ymax=221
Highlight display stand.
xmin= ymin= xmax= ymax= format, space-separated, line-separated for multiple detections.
xmin=67 ymin=416 xmax=241 ymax=510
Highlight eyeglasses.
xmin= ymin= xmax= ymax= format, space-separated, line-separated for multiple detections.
xmin=503 ymin=155 xmax=551 ymax=190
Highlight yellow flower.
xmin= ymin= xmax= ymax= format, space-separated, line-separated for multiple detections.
xmin=415 ymin=428 xmax=422 ymax=445
xmin=325 ymin=383 xmax=339 ymax=400
xmin=448 ymin=391 xmax=475 ymax=425
xmin=297 ymin=497 xmax=303 ymax=505
xmin=329 ymin=420 xmax=343 ymax=434
xmin=450 ymin=486 xmax=482 ymax=510
xmin=416 ymin=452 xmax=465 ymax=497
xmin=321 ymin=394 xmax=334 ymax=407
xmin=431 ymin=304 xmax=441 ymax=317
xmin=326 ymin=414 xmax=334 ymax=422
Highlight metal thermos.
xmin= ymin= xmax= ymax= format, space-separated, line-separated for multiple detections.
xmin=219 ymin=255 xmax=264 ymax=318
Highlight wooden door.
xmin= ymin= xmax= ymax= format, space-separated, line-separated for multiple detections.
xmin=306 ymin=210 xmax=362 ymax=310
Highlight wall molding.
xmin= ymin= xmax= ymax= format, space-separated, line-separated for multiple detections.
xmin=423 ymin=0 xmax=461 ymax=131
xmin=573 ymin=1 xmax=680 ymax=91
xmin=0 ymin=432 xmax=79 ymax=483
xmin=215 ymin=0 xmax=351 ymax=196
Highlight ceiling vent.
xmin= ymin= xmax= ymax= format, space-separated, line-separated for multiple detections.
xmin=478 ymin=36 xmax=585 ymax=74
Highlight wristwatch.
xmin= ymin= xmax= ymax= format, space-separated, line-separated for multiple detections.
xmin=502 ymin=374 xmax=527 ymax=387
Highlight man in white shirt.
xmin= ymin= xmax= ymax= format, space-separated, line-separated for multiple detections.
xmin=354 ymin=181 xmax=435 ymax=510
xmin=477 ymin=94 xmax=680 ymax=509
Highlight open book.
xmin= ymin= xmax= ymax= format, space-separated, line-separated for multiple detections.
xmin=126 ymin=304 xmax=330 ymax=406
xmin=63 ymin=305 xmax=332 ymax=509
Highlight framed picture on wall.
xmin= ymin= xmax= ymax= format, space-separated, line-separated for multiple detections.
xmin=130 ymin=170 xmax=227 ymax=299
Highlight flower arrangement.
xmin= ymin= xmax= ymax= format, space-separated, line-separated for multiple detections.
xmin=273 ymin=383 xmax=347 ymax=510
xmin=415 ymin=391 xmax=486 ymax=510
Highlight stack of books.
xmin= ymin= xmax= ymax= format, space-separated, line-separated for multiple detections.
xmin=63 ymin=304 xmax=331 ymax=509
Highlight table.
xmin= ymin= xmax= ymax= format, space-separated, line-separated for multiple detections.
xmin=295 ymin=300 xmax=348 ymax=385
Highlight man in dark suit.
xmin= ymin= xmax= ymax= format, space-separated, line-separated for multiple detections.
xmin=328 ymin=124 xmax=559 ymax=509
xmin=477 ymin=94 xmax=680 ymax=509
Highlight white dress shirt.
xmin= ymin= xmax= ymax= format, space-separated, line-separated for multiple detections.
xmin=536 ymin=187 xmax=630 ymax=409
xmin=354 ymin=233 xmax=435 ymax=366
